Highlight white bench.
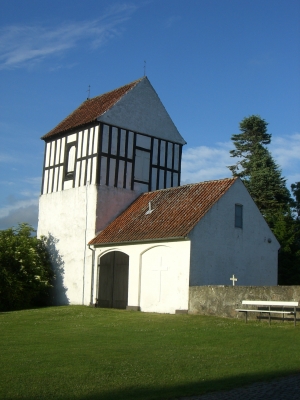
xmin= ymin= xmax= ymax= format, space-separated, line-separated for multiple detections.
xmin=236 ymin=300 xmax=298 ymax=326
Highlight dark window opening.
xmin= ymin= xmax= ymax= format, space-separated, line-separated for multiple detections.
xmin=65 ymin=143 xmax=76 ymax=180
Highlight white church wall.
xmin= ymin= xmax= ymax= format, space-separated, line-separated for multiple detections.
xmin=98 ymin=77 xmax=186 ymax=145
xmin=94 ymin=240 xmax=190 ymax=314
xmin=38 ymin=185 xmax=98 ymax=305
xmin=95 ymin=185 xmax=142 ymax=233
xmin=189 ymin=179 xmax=280 ymax=286
xmin=139 ymin=243 xmax=190 ymax=313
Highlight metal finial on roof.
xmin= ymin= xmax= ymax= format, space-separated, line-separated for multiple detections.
xmin=87 ymin=85 xmax=90 ymax=100
xmin=145 ymin=201 xmax=154 ymax=215
xmin=144 ymin=60 xmax=146 ymax=77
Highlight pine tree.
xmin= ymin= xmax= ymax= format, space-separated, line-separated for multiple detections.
xmin=228 ymin=116 xmax=300 ymax=284
xmin=291 ymin=182 xmax=300 ymax=220
xmin=228 ymin=114 xmax=271 ymax=177
xmin=228 ymin=115 xmax=291 ymax=218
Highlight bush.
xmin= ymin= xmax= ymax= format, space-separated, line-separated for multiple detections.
xmin=0 ymin=223 xmax=54 ymax=311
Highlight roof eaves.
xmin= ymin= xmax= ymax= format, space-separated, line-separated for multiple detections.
xmin=88 ymin=236 xmax=189 ymax=247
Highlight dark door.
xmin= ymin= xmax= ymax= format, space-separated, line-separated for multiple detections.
xmin=98 ymin=251 xmax=129 ymax=309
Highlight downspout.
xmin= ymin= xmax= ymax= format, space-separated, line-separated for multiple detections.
xmin=82 ymin=181 xmax=90 ymax=305
xmin=88 ymin=244 xmax=95 ymax=306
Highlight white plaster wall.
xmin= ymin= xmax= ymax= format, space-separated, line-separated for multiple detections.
xmin=38 ymin=184 xmax=143 ymax=306
xmin=188 ymin=179 xmax=280 ymax=286
xmin=93 ymin=240 xmax=191 ymax=314
xmin=37 ymin=185 xmax=98 ymax=305
xmin=98 ymin=77 xmax=186 ymax=145
xmin=95 ymin=185 xmax=142 ymax=233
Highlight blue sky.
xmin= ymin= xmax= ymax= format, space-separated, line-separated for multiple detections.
xmin=0 ymin=0 xmax=299 ymax=230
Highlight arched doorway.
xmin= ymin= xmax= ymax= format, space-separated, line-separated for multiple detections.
xmin=98 ymin=251 xmax=129 ymax=309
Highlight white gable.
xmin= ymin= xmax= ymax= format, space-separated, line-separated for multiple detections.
xmin=98 ymin=77 xmax=186 ymax=145
xmin=188 ymin=179 xmax=280 ymax=286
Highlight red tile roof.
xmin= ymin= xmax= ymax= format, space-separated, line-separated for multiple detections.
xmin=42 ymin=78 xmax=143 ymax=139
xmin=89 ymin=177 xmax=238 ymax=246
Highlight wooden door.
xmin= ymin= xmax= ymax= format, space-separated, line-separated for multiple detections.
xmin=98 ymin=251 xmax=129 ymax=309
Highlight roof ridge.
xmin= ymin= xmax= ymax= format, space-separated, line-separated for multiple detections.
xmin=89 ymin=177 xmax=238 ymax=246
xmin=143 ymin=177 xmax=237 ymax=196
xmin=42 ymin=77 xmax=145 ymax=139
xmin=84 ymin=77 xmax=144 ymax=103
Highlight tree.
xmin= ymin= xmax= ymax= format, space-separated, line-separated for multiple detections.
xmin=291 ymin=182 xmax=300 ymax=220
xmin=270 ymin=209 xmax=300 ymax=285
xmin=228 ymin=116 xmax=299 ymax=284
xmin=275 ymin=182 xmax=300 ymax=284
xmin=228 ymin=114 xmax=271 ymax=177
xmin=0 ymin=223 xmax=54 ymax=311
xmin=228 ymin=115 xmax=291 ymax=219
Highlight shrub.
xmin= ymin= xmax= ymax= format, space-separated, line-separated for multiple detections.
xmin=0 ymin=223 xmax=54 ymax=311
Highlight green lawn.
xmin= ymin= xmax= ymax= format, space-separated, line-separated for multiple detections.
xmin=0 ymin=306 xmax=299 ymax=400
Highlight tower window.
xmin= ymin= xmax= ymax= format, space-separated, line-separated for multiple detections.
xmin=235 ymin=204 xmax=243 ymax=228
xmin=65 ymin=143 xmax=76 ymax=180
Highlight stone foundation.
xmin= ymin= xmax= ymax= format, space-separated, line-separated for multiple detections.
xmin=189 ymin=286 xmax=300 ymax=319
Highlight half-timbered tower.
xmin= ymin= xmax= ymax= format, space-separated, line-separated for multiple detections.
xmin=37 ymin=77 xmax=186 ymax=305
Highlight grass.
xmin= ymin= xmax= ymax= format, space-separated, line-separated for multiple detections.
xmin=0 ymin=306 xmax=299 ymax=400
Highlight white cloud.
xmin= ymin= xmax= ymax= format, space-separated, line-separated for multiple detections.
xmin=270 ymin=133 xmax=300 ymax=170
xmin=181 ymin=142 xmax=233 ymax=184
xmin=181 ymin=133 xmax=300 ymax=189
xmin=270 ymin=133 xmax=300 ymax=189
xmin=0 ymin=197 xmax=38 ymax=219
xmin=0 ymin=204 xmax=38 ymax=230
xmin=0 ymin=176 xmax=41 ymax=228
xmin=0 ymin=3 xmax=137 ymax=69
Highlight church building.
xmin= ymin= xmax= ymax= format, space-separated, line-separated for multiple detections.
xmin=37 ymin=77 xmax=279 ymax=312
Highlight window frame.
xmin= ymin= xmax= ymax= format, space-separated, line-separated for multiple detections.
xmin=64 ymin=142 xmax=77 ymax=181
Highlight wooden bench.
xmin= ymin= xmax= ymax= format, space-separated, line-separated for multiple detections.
xmin=236 ymin=300 xmax=298 ymax=326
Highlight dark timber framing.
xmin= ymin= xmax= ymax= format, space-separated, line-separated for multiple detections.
xmin=131 ymin=132 xmax=137 ymax=190
xmin=123 ymin=129 xmax=129 ymax=189
xmin=40 ymin=142 xmax=47 ymax=194
xmin=41 ymin=121 xmax=183 ymax=195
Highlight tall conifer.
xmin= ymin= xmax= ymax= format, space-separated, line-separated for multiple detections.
xmin=228 ymin=115 xmax=291 ymax=218
xmin=228 ymin=116 xmax=300 ymax=284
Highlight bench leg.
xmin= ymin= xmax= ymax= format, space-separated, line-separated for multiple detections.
xmin=269 ymin=306 xmax=271 ymax=325
xmin=245 ymin=311 xmax=247 ymax=323
xmin=294 ymin=307 xmax=296 ymax=327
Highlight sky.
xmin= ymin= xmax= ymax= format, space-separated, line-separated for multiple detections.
xmin=0 ymin=0 xmax=299 ymax=231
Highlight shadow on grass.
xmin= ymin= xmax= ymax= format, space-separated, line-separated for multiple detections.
xmin=6 ymin=370 xmax=300 ymax=400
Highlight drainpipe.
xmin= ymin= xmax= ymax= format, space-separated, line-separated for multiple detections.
xmin=88 ymin=245 xmax=95 ymax=306
xmin=82 ymin=181 xmax=90 ymax=305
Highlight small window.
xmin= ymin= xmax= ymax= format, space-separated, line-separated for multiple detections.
xmin=65 ymin=143 xmax=76 ymax=180
xmin=235 ymin=204 xmax=243 ymax=228
xmin=134 ymin=149 xmax=150 ymax=183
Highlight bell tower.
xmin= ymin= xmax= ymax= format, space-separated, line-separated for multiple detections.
xmin=37 ymin=77 xmax=186 ymax=305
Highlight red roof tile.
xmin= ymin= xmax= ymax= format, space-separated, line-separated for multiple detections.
xmin=42 ymin=78 xmax=143 ymax=139
xmin=89 ymin=177 xmax=238 ymax=245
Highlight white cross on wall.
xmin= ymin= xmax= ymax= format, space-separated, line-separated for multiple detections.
xmin=152 ymin=256 xmax=168 ymax=301
xmin=230 ymin=274 xmax=237 ymax=286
